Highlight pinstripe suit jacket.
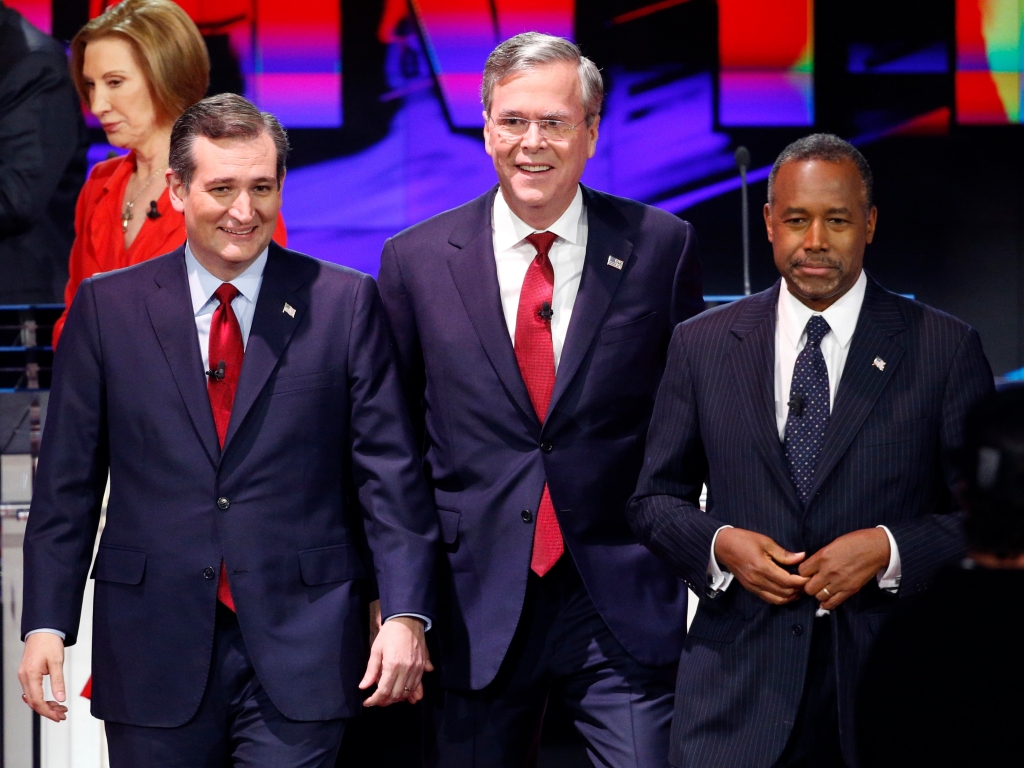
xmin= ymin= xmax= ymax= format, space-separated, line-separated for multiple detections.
xmin=628 ymin=274 xmax=993 ymax=768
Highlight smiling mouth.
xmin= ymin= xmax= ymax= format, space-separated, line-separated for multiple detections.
xmin=517 ymin=164 xmax=553 ymax=173
xmin=220 ymin=226 xmax=257 ymax=236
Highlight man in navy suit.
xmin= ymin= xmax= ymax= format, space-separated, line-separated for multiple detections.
xmin=629 ymin=134 xmax=994 ymax=768
xmin=378 ymin=32 xmax=703 ymax=767
xmin=18 ymin=94 xmax=438 ymax=766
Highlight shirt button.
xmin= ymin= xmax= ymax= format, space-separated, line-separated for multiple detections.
xmin=203 ymin=567 xmax=216 ymax=580
xmin=791 ymin=624 xmax=803 ymax=637
xmin=540 ymin=441 xmax=553 ymax=453
xmin=521 ymin=510 xmax=533 ymax=523
xmin=217 ymin=497 xmax=230 ymax=510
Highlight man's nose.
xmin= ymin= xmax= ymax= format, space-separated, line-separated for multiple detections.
xmin=230 ymin=191 xmax=254 ymax=222
xmin=804 ymin=218 xmax=829 ymax=251
xmin=519 ymin=121 xmax=547 ymax=151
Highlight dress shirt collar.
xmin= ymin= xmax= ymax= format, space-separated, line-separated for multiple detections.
xmin=492 ymin=185 xmax=585 ymax=252
xmin=778 ymin=269 xmax=867 ymax=350
xmin=185 ymin=241 xmax=268 ymax=315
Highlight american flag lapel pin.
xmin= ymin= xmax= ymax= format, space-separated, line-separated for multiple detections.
xmin=607 ymin=255 xmax=624 ymax=270
xmin=283 ymin=302 xmax=296 ymax=318
xmin=872 ymin=356 xmax=886 ymax=371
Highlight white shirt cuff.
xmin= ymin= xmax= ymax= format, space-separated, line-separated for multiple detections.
xmin=876 ymin=525 xmax=901 ymax=592
xmin=707 ymin=525 xmax=735 ymax=594
xmin=385 ymin=613 xmax=431 ymax=632
xmin=25 ymin=628 xmax=66 ymax=642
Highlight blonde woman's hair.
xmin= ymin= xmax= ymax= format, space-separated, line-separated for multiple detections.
xmin=71 ymin=0 xmax=210 ymax=124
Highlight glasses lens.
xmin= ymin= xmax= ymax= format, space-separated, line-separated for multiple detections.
xmin=493 ymin=118 xmax=575 ymax=140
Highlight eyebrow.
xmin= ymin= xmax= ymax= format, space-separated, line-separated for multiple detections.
xmin=205 ymin=176 xmax=277 ymax=186
xmin=781 ymin=206 xmax=853 ymax=215
xmin=496 ymin=108 xmax=572 ymax=121
xmin=84 ymin=70 xmax=130 ymax=81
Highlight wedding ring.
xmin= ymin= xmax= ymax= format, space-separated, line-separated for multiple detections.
xmin=822 ymin=586 xmax=831 ymax=597
xmin=403 ymin=687 xmax=411 ymax=692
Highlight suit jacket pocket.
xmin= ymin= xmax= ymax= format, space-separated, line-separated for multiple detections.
xmin=686 ymin=606 xmax=745 ymax=643
xmin=598 ymin=312 xmax=657 ymax=346
xmin=90 ymin=545 xmax=147 ymax=585
xmin=298 ymin=544 xmax=367 ymax=585
xmin=436 ymin=507 xmax=460 ymax=545
xmin=272 ymin=369 xmax=334 ymax=395
xmin=858 ymin=417 xmax=929 ymax=447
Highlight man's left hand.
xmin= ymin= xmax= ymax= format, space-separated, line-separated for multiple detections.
xmin=359 ymin=616 xmax=433 ymax=707
xmin=799 ymin=528 xmax=891 ymax=610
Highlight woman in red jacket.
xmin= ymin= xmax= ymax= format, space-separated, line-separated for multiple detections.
xmin=55 ymin=0 xmax=286 ymax=347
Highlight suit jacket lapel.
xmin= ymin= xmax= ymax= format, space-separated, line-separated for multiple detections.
xmin=223 ymin=243 xmax=311 ymax=449
xmin=548 ymin=187 xmax=633 ymax=416
xmin=447 ymin=188 xmax=537 ymax=424
xmin=806 ymin=276 xmax=906 ymax=501
xmin=146 ymin=248 xmax=221 ymax=465
xmin=728 ymin=282 xmax=803 ymax=511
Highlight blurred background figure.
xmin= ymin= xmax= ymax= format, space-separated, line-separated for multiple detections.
xmin=54 ymin=0 xmax=287 ymax=347
xmin=857 ymin=385 xmax=1024 ymax=767
xmin=0 ymin=0 xmax=87 ymax=305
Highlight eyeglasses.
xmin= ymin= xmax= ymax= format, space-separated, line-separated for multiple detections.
xmin=488 ymin=116 xmax=585 ymax=142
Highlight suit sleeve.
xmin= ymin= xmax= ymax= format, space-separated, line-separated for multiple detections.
xmin=669 ymin=220 xmax=705 ymax=329
xmin=887 ymin=326 xmax=994 ymax=595
xmin=0 ymin=51 xmax=79 ymax=238
xmin=22 ymin=279 xmax=109 ymax=644
xmin=377 ymin=237 xmax=428 ymax=447
xmin=628 ymin=323 xmax=719 ymax=594
xmin=345 ymin=273 xmax=438 ymax=620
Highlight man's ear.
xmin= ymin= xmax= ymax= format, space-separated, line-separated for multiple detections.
xmin=166 ymin=170 xmax=187 ymax=214
xmin=763 ymin=203 xmax=774 ymax=243
xmin=483 ymin=112 xmax=495 ymax=158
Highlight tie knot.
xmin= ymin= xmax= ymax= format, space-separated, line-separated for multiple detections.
xmin=525 ymin=231 xmax=558 ymax=259
xmin=214 ymin=283 xmax=240 ymax=307
xmin=805 ymin=315 xmax=831 ymax=347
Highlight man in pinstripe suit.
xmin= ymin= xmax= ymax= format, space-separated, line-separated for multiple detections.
xmin=628 ymin=134 xmax=994 ymax=768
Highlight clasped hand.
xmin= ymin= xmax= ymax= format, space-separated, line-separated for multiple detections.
xmin=714 ymin=527 xmax=890 ymax=610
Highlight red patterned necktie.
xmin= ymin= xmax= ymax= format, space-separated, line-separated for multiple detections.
xmin=208 ymin=282 xmax=244 ymax=610
xmin=515 ymin=231 xmax=564 ymax=577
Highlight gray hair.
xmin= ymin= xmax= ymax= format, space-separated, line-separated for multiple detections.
xmin=768 ymin=133 xmax=874 ymax=210
xmin=169 ymin=93 xmax=289 ymax=191
xmin=481 ymin=32 xmax=604 ymax=126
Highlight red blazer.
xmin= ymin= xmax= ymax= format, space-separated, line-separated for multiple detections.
xmin=54 ymin=152 xmax=287 ymax=347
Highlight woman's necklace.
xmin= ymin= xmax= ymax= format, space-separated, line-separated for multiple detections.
xmin=122 ymin=165 xmax=166 ymax=234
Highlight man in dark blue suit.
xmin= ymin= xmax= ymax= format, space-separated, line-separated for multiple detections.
xmin=378 ymin=32 xmax=703 ymax=767
xmin=17 ymin=94 xmax=438 ymax=766
xmin=629 ymin=134 xmax=994 ymax=768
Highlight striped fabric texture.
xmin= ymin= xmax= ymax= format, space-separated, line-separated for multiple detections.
xmin=628 ymin=275 xmax=994 ymax=768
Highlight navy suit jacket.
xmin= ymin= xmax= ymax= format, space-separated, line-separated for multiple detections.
xmin=628 ymin=275 xmax=994 ymax=768
xmin=22 ymin=243 xmax=439 ymax=726
xmin=378 ymin=185 xmax=704 ymax=689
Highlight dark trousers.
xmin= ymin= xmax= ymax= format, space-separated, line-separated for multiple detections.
xmin=106 ymin=604 xmax=346 ymax=768
xmin=427 ymin=558 xmax=676 ymax=768
xmin=774 ymin=615 xmax=846 ymax=768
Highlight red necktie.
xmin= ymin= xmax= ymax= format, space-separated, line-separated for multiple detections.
xmin=515 ymin=231 xmax=564 ymax=577
xmin=208 ymin=283 xmax=244 ymax=611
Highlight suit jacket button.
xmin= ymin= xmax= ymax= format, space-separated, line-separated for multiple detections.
xmin=791 ymin=624 xmax=803 ymax=637
xmin=521 ymin=509 xmax=533 ymax=523
xmin=540 ymin=441 xmax=553 ymax=453
xmin=203 ymin=567 xmax=216 ymax=580
xmin=217 ymin=497 xmax=230 ymax=510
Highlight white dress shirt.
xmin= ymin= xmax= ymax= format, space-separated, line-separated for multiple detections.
xmin=707 ymin=271 xmax=901 ymax=600
xmin=186 ymin=241 xmax=266 ymax=364
xmin=492 ymin=186 xmax=588 ymax=368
